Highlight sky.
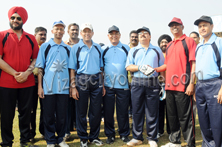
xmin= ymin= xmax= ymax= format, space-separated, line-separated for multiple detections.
xmin=1 ymin=0 xmax=222 ymax=46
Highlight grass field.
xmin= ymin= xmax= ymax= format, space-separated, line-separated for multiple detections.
xmin=0 ymin=106 xmax=203 ymax=147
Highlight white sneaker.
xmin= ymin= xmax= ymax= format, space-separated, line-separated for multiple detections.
xmin=40 ymin=134 xmax=45 ymax=139
xmin=126 ymin=138 xmax=142 ymax=146
xmin=47 ymin=144 xmax=55 ymax=147
xmin=170 ymin=144 xmax=181 ymax=147
xmin=149 ymin=140 xmax=158 ymax=147
xmin=91 ymin=138 xmax=103 ymax=146
xmin=161 ymin=142 xmax=181 ymax=147
xmin=80 ymin=140 xmax=88 ymax=147
xmin=59 ymin=140 xmax=69 ymax=147
xmin=64 ymin=133 xmax=70 ymax=141
xmin=157 ymin=133 xmax=164 ymax=138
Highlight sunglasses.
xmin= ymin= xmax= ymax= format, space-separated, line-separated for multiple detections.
xmin=10 ymin=16 xmax=22 ymax=21
xmin=138 ymin=31 xmax=149 ymax=35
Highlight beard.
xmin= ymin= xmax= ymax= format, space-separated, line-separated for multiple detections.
xmin=160 ymin=46 xmax=167 ymax=53
xmin=10 ymin=22 xmax=23 ymax=30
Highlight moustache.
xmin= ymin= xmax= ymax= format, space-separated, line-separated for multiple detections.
xmin=132 ymin=39 xmax=137 ymax=42
xmin=40 ymin=38 xmax=46 ymax=41
xmin=161 ymin=46 xmax=167 ymax=50
xmin=141 ymin=35 xmax=146 ymax=38
xmin=13 ymin=22 xmax=20 ymax=25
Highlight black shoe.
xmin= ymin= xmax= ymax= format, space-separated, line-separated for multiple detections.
xmin=120 ymin=136 xmax=130 ymax=143
xmin=2 ymin=145 xmax=12 ymax=147
xmin=1 ymin=142 xmax=12 ymax=147
xmin=106 ymin=136 xmax=115 ymax=144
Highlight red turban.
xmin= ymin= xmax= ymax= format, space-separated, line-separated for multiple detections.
xmin=8 ymin=6 xmax=28 ymax=24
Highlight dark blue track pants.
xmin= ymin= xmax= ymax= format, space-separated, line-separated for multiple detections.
xmin=131 ymin=85 xmax=159 ymax=141
xmin=75 ymin=74 xmax=103 ymax=142
xmin=42 ymin=94 xmax=68 ymax=144
xmin=103 ymin=87 xmax=130 ymax=137
xmin=196 ymin=78 xmax=222 ymax=147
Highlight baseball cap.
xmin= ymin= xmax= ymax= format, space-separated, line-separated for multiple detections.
xmin=168 ymin=17 xmax=183 ymax=27
xmin=81 ymin=23 xmax=93 ymax=31
xmin=108 ymin=25 xmax=120 ymax=33
xmin=136 ymin=26 xmax=151 ymax=35
xmin=194 ymin=15 xmax=213 ymax=26
xmin=52 ymin=20 xmax=66 ymax=28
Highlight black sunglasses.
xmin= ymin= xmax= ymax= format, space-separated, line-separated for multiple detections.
xmin=10 ymin=16 xmax=22 ymax=21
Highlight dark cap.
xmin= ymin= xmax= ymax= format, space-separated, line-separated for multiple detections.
xmin=168 ymin=17 xmax=183 ymax=27
xmin=108 ymin=25 xmax=120 ymax=33
xmin=136 ymin=26 xmax=151 ymax=35
xmin=194 ymin=15 xmax=213 ymax=26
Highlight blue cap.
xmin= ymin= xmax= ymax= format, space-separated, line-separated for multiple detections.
xmin=52 ymin=20 xmax=66 ymax=28
xmin=108 ymin=25 xmax=120 ymax=33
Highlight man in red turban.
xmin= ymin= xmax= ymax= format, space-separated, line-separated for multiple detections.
xmin=0 ymin=6 xmax=39 ymax=147
xmin=8 ymin=6 xmax=28 ymax=24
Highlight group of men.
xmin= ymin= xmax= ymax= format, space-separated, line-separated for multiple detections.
xmin=0 ymin=6 xmax=222 ymax=147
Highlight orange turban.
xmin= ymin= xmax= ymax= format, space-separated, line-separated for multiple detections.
xmin=8 ymin=6 xmax=28 ymax=24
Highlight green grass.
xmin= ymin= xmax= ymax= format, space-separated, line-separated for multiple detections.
xmin=0 ymin=107 xmax=203 ymax=147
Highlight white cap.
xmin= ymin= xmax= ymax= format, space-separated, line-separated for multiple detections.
xmin=81 ymin=23 xmax=93 ymax=31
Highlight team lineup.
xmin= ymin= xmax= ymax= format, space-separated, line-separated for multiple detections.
xmin=0 ymin=6 xmax=222 ymax=147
